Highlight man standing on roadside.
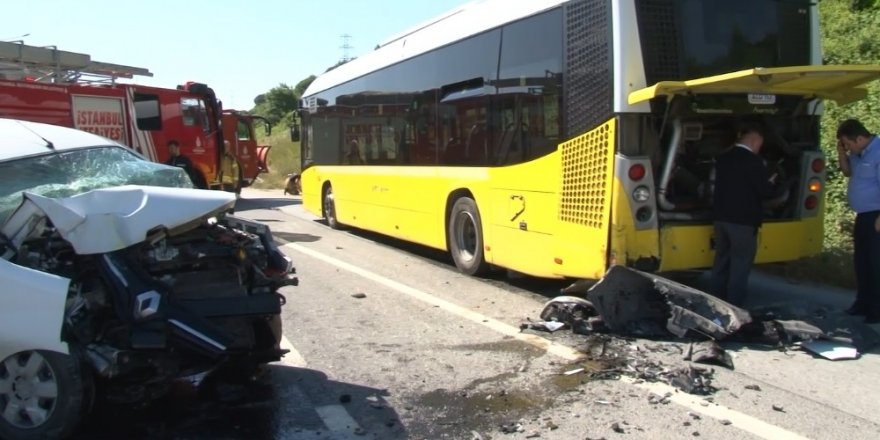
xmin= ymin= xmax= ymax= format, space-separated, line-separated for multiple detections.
xmin=710 ymin=122 xmax=776 ymax=307
xmin=836 ymin=119 xmax=880 ymax=323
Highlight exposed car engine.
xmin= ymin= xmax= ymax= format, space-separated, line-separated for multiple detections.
xmin=7 ymin=212 xmax=296 ymax=403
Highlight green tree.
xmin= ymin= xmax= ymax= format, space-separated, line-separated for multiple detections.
xmin=819 ymin=0 xmax=880 ymax=253
xmin=262 ymin=83 xmax=299 ymax=124
xmin=294 ymin=75 xmax=316 ymax=98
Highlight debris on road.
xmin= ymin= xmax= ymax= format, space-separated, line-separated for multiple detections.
xmin=500 ymin=421 xmax=525 ymax=434
xmin=352 ymin=292 xmax=368 ymax=299
xmin=611 ymin=422 xmax=627 ymax=433
xmin=524 ymin=320 xmax=566 ymax=332
xmin=686 ymin=341 xmax=734 ymax=369
xmin=535 ymin=266 xmax=875 ymax=369
xmin=563 ymin=367 xmax=586 ymax=376
xmin=663 ymin=365 xmax=718 ymax=395
xmin=772 ymin=404 xmax=786 ymax=412
xmin=801 ymin=339 xmax=859 ymax=360
xmin=744 ymin=384 xmax=762 ymax=392
xmin=584 ymin=266 xmax=752 ymax=340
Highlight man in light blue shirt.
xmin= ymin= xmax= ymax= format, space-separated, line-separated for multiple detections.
xmin=837 ymin=119 xmax=880 ymax=323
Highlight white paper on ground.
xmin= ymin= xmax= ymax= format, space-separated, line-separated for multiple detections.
xmin=801 ymin=340 xmax=859 ymax=360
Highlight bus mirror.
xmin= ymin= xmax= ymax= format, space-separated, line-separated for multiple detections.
xmin=290 ymin=124 xmax=301 ymax=142
xmin=264 ymin=120 xmax=271 ymax=136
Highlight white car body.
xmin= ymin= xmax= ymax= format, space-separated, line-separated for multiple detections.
xmin=0 ymin=186 xmax=236 ymax=362
xmin=0 ymin=119 xmax=292 ymax=440
xmin=4 ymin=186 xmax=235 ymax=255
xmin=0 ymin=258 xmax=69 ymax=361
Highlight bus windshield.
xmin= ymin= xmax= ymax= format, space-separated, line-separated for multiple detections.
xmin=637 ymin=0 xmax=812 ymax=83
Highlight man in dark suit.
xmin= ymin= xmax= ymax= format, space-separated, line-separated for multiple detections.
xmin=164 ymin=139 xmax=207 ymax=189
xmin=710 ymin=122 xmax=777 ymax=306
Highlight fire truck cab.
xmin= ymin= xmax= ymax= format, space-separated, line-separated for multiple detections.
xmin=0 ymin=41 xmax=271 ymax=192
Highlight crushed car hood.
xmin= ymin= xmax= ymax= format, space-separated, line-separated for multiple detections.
xmin=2 ymin=185 xmax=236 ymax=255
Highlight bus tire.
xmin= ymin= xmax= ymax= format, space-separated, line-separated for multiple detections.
xmin=448 ymin=197 xmax=489 ymax=276
xmin=322 ymin=185 xmax=344 ymax=230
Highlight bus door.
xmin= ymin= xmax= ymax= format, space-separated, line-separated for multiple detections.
xmin=486 ymin=92 xmax=574 ymax=276
xmin=222 ymin=113 xmax=269 ymax=183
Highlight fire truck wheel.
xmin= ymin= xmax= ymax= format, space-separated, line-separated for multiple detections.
xmin=448 ymin=197 xmax=489 ymax=276
xmin=0 ymin=350 xmax=93 ymax=440
xmin=322 ymin=185 xmax=344 ymax=230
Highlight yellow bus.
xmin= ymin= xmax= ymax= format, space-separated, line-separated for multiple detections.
xmin=298 ymin=0 xmax=880 ymax=280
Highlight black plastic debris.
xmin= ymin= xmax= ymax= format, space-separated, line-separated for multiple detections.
xmin=773 ymin=320 xmax=825 ymax=342
xmin=540 ymin=296 xmax=597 ymax=322
xmin=686 ymin=341 xmax=735 ymax=370
xmin=500 ymin=422 xmax=524 ymax=434
xmin=664 ymin=365 xmax=717 ymax=395
xmin=585 ymin=266 xmax=752 ymax=340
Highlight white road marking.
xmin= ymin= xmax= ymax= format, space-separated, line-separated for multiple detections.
xmin=283 ymin=242 xmax=810 ymax=440
xmin=315 ymin=405 xmax=363 ymax=439
xmin=278 ymin=336 xmax=365 ymax=438
xmin=279 ymin=335 xmax=308 ymax=368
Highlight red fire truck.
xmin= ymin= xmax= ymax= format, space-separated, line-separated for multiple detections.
xmin=0 ymin=41 xmax=272 ymax=192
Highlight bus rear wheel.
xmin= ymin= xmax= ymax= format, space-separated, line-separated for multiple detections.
xmin=322 ymin=186 xmax=343 ymax=230
xmin=448 ymin=197 xmax=489 ymax=276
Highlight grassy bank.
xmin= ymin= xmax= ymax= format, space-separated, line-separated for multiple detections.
xmin=251 ymin=120 xmax=301 ymax=189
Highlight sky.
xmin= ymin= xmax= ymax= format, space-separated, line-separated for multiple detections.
xmin=3 ymin=0 xmax=469 ymax=110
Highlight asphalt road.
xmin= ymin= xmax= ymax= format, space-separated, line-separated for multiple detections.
xmin=75 ymin=188 xmax=880 ymax=440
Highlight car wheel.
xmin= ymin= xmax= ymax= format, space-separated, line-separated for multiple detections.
xmin=0 ymin=350 xmax=90 ymax=440
xmin=448 ymin=197 xmax=489 ymax=276
xmin=322 ymin=186 xmax=344 ymax=230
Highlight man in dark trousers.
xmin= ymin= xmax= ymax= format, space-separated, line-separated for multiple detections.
xmin=836 ymin=119 xmax=880 ymax=323
xmin=710 ymin=122 xmax=776 ymax=306
xmin=164 ymin=139 xmax=207 ymax=189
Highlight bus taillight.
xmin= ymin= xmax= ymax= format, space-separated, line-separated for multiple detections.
xmin=811 ymin=158 xmax=825 ymax=173
xmin=805 ymin=196 xmax=819 ymax=210
xmin=628 ymin=164 xmax=646 ymax=181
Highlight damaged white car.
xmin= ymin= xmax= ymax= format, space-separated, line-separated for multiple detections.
xmin=0 ymin=119 xmax=297 ymax=440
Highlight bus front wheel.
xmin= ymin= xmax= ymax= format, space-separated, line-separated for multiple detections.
xmin=448 ymin=197 xmax=489 ymax=276
xmin=323 ymin=186 xmax=343 ymax=230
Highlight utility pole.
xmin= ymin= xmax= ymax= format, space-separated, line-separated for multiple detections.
xmin=339 ymin=34 xmax=353 ymax=63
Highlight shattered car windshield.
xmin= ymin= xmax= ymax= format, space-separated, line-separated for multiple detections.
xmin=0 ymin=145 xmax=192 ymax=223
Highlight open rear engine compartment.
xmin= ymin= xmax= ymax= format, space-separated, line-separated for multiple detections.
xmin=619 ymin=95 xmax=823 ymax=224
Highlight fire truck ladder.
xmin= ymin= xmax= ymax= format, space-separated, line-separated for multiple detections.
xmin=0 ymin=41 xmax=152 ymax=84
